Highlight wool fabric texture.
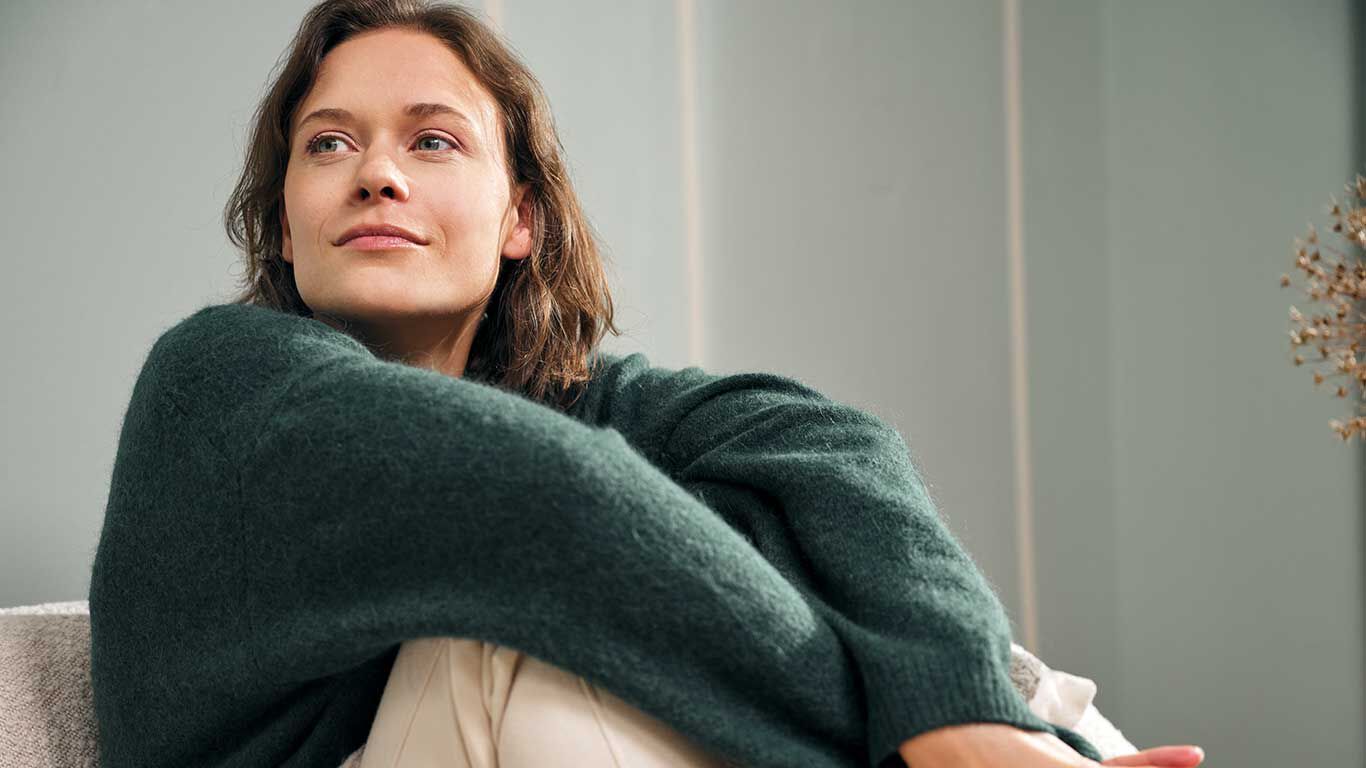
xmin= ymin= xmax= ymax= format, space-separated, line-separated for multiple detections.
xmin=88 ymin=302 xmax=1101 ymax=768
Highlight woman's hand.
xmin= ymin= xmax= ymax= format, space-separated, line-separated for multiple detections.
xmin=898 ymin=723 xmax=1205 ymax=768
xmin=1101 ymin=746 xmax=1205 ymax=767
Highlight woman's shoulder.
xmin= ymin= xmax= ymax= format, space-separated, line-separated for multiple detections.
xmin=148 ymin=302 xmax=368 ymax=381
xmin=131 ymin=302 xmax=376 ymax=427
xmin=153 ymin=302 xmax=366 ymax=360
xmin=571 ymin=347 xmax=833 ymax=432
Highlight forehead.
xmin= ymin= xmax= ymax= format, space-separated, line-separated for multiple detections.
xmin=296 ymin=27 xmax=498 ymax=134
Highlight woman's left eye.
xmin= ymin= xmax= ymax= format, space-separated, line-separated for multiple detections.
xmin=414 ymin=134 xmax=457 ymax=152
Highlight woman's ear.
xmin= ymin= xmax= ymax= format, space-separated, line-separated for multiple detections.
xmin=279 ymin=203 xmax=294 ymax=264
xmin=501 ymin=184 xmax=533 ymax=261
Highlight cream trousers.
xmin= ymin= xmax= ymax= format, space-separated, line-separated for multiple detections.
xmin=355 ymin=637 xmax=735 ymax=768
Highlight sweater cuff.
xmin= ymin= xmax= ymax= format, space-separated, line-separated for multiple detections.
xmin=1052 ymin=722 xmax=1104 ymax=762
xmin=865 ymin=653 xmax=1097 ymax=768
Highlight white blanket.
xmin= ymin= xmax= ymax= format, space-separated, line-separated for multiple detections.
xmin=1009 ymin=642 xmax=1137 ymax=758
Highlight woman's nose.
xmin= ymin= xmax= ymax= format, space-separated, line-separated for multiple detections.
xmin=354 ymin=155 xmax=409 ymax=202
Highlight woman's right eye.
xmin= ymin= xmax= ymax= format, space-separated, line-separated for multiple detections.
xmin=305 ymin=134 xmax=346 ymax=155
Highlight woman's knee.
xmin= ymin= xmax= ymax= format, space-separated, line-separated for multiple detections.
xmin=364 ymin=637 xmax=732 ymax=768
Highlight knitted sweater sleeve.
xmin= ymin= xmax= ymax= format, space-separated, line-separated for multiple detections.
xmin=92 ymin=303 xmax=891 ymax=768
xmin=571 ymin=353 xmax=1104 ymax=768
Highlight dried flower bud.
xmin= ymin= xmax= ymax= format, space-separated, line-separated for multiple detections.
xmin=1286 ymin=175 xmax=1366 ymax=441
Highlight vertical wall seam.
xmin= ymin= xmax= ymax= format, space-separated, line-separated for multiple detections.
xmin=1003 ymin=0 xmax=1039 ymax=654
xmin=676 ymin=0 xmax=703 ymax=366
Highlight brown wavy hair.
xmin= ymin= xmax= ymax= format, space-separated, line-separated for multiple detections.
xmin=223 ymin=0 xmax=618 ymax=411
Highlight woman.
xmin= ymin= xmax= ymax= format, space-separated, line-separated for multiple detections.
xmin=87 ymin=1 xmax=1204 ymax=767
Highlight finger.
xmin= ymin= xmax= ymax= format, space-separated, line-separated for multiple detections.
xmin=1103 ymin=745 xmax=1205 ymax=767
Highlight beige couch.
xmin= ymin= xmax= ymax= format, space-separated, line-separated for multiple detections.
xmin=0 ymin=601 xmax=1133 ymax=767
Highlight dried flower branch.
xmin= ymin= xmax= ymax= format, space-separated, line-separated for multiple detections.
xmin=1280 ymin=173 xmax=1366 ymax=441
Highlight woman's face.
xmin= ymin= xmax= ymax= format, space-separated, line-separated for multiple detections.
xmin=280 ymin=26 xmax=531 ymax=372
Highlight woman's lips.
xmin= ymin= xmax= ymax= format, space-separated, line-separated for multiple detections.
xmin=341 ymin=235 xmax=422 ymax=250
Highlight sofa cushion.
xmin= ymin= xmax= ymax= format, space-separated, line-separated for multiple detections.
xmin=0 ymin=601 xmax=367 ymax=768
xmin=0 ymin=601 xmax=98 ymax=768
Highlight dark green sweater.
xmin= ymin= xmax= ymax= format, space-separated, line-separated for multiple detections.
xmin=88 ymin=302 xmax=1101 ymax=768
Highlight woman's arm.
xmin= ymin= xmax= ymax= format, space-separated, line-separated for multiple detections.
xmin=571 ymin=353 xmax=1105 ymax=767
xmin=91 ymin=303 xmax=871 ymax=768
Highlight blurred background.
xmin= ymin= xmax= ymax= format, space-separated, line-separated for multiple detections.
xmin=1 ymin=0 xmax=1362 ymax=765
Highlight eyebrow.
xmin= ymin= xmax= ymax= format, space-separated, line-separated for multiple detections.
xmin=293 ymin=102 xmax=477 ymax=137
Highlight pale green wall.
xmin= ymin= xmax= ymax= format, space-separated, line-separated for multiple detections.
xmin=1025 ymin=1 xmax=1364 ymax=764
xmin=1019 ymin=0 xmax=1120 ymax=728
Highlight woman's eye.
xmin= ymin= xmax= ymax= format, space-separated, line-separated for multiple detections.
xmin=415 ymin=134 xmax=457 ymax=152
xmin=305 ymin=135 xmax=347 ymax=155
